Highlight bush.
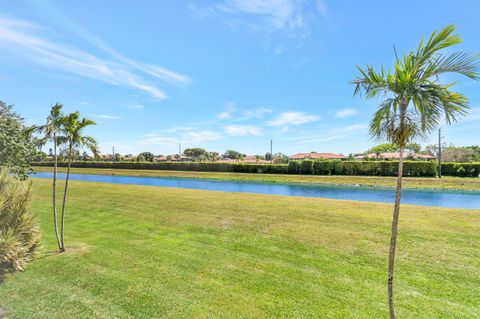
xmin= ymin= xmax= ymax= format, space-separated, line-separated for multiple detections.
xmin=455 ymin=165 xmax=466 ymax=177
xmin=300 ymin=160 xmax=314 ymax=174
xmin=287 ymin=161 xmax=301 ymax=174
xmin=442 ymin=162 xmax=480 ymax=177
xmin=32 ymin=160 xmax=440 ymax=177
xmin=0 ymin=169 xmax=40 ymax=280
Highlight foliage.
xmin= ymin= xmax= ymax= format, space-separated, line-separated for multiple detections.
xmin=272 ymin=153 xmax=289 ymax=164
xmin=0 ymin=169 xmax=40 ymax=280
xmin=183 ymin=148 xmax=207 ymax=160
xmin=138 ymin=152 xmax=154 ymax=162
xmin=368 ymin=143 xmax=421 ymax=154
xmin=32 ymin=160 xmax=438 ymax=177
xmin=287 ymin=161 xmax=301 ymax=174
xmin=0 ymin=101 xmax=37 ymax=179
xmin=353 ymin=25 xmax=479 ymax=148
xmin=208 ymin=152 xmax=221 ymax=162
xmin=442 ymin=145 xmax=480 ymax=162
xmin=223 ymin=150 xmax=245 ymax=161
xmin=300 ymin=160 xmax=314 ymax=174
xmin=442 ymin=162 xmax=480 ymax=177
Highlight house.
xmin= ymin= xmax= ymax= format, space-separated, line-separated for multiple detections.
xmin=354 ymin=152 xmax=436 ymax=160
xmin=241 ymin=155 xmax=270 ymax=164
xmin=289 ymin=152 xmax=346 ymax=160
xmin=154 ymin=155 xmax=191 ymax=162
xmin=124 ymin=154 xmax=137 ymax=161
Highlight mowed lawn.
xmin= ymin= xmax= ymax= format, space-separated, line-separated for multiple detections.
xmin=0 ymin=179 xmax=479 ymax=318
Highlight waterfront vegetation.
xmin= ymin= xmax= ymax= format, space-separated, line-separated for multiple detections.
xmin=32 ymin=160 xmax=480 ymax=178
xmin=33 ymin=166 xmax=480 ymax=191
xmin=0 ymin=178 xmax=478 ymax=318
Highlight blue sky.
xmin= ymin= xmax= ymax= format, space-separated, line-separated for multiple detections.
xmin=0 ymin=0 xmax=479 ymax=156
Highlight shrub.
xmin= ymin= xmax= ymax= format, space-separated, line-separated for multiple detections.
xmin=31 ymin=160 xmax=440 ymax=177
xmin=455 ymin=165 xmax=466 ymax=177
xmin=442 ymin=162 xmax=480 ymax=177
xmin=0 ymin=169 xmax=40 ymax=280
xmin=287 ymin=161 xmax=301 ymax=174
xmin=300 ymin=160 xmax=314 ymax=174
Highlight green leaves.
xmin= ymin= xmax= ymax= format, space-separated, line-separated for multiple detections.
xmin=37 ymin=105 xmax=98 ymax=160
xmin=352 ymin=25 xmax=479 ymax=147
xmin=0 ymin=168 xmax=40 ymax=279
xmin=0 ymin=102 xmax=37 ymax=179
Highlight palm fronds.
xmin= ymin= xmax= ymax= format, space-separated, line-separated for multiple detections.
xmin=0 ymin=169 xmax=40 ymax=280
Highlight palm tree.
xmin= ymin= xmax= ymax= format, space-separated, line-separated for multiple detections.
xmin=35 ymin=103 xmax=65 ymax=251
xmin=59 ymin=112 xmax=98 ymax=252
xmin=352 ymin=25 xmax=479 ymax=318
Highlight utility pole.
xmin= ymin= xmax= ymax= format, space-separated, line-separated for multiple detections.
xmin=438 ymin=128 xmax=442 ymax=178
xmin=179 ymin=143 xmax=182 ymax=156
xmin=112 ymin=146 xmax=115 ymax=162
xmin=270 ymin=139 xmax=273 ymax=163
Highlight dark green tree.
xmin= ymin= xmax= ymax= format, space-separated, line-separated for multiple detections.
xmin=0 ymin=102 xmax=37 ymax=179
xmin=138 ymin=152 xmax=154 ymax=162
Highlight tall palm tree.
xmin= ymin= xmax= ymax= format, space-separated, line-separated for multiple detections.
xmin=35 ymin=103 xmax=65 ymax=251
xmin=352 ymin=25 xmax=479 ymax=318
xmin=59 ymin=112 xmax=98 ymax=252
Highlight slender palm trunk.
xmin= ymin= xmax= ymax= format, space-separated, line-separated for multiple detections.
xmin=388 ymin=102 xmax=407 ymax=319
xmin=60 ymin=145 xmax=72 ymax=252
xmin=52 ymin=136 xmax=61 ymax=250
xmin=388 ymin=147 xmax=404 ymax=318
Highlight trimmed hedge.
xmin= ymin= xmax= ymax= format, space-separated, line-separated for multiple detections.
xmin=32 ymin=161 xmax=289 ymax=174
xmin=311 ymin=160 xmax=437 ymax=177
xmin=32 ymin=160 xmax=439 ymax=177
xmin=441 ymin=162 xmax=480 ymax=177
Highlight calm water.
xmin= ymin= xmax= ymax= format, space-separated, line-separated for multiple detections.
xmin=34 ymin=172 xmax=480 ymax=209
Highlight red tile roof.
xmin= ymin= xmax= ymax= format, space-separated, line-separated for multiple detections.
xmin=289 ymin=152 xmax=346 ymax=160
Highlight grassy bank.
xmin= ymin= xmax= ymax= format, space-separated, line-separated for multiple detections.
xmin=34 ymin=166 xmax=480 ymax=191
xmin=0 ymin=179 xmax=479 ymax=318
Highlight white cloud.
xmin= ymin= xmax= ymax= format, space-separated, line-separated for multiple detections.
xmin=95 ymin=114 xmax=122 ymax=120
xmin=206 ymin=0 xmax=328 ymax=39
xmin=0 ymin=16 xmax=190 ymax=99
xmin=316 ymin=0 xmax=329 ymax=20
xmin=218 ymin=0 xmax=299 ymax=30
xmin=184 ymin=130 xmax=224 ymax=142
xmin=242 ymin=107 xmax=272 ymax=119
xmin=224 ymin=124 xmax=262 ymax=136
xmin=141 ymin=129 xmax=224 ymax=146
xmin=125 ymin=104 xmax=144 ymax=109
xmin=335 ymin=108 xmax=358 ymax=119
xmin=218 ymin=111 xmax=233 ymax=120
xmin=288 ymin=123 xmax=368 ymax=144
xmin=217 ymin=101 xmax=237 ymax=119
xmin=267 ymin=111 xmax=320 ymax=126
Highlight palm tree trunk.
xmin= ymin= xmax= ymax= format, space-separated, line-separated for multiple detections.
xmin=388 ymin=147 xmax=404 ymax=318
xmin=59 ymin=145 xmax=72 ymax=252
xmin=52 ymin=136 xmax=61 ymax=251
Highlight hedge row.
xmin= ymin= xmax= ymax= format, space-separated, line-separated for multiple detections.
xmin=32 ymin=160 xmax=440 ymax=177
xmin=287 ymin=160 xmax=437 ymax=176
xmin=441 ymin=162 xmax=480 ymax=177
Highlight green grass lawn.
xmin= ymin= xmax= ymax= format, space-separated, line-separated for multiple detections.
xmin=0 ymin=179 xmax=479 ymax=318
xmin=33 ymin=166 xmax=480 ymax=191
